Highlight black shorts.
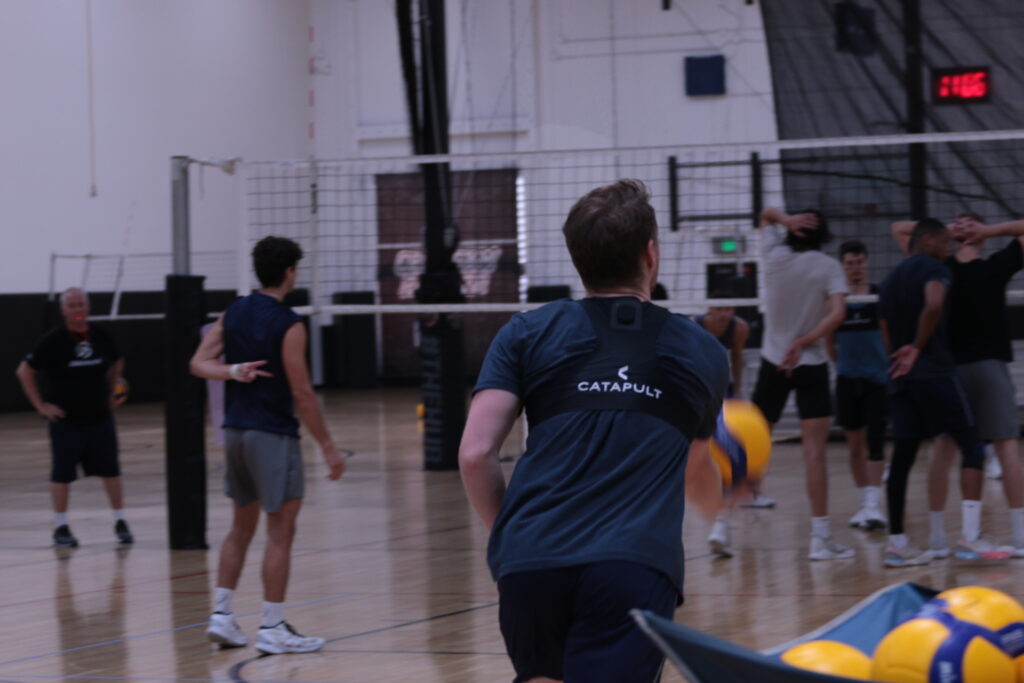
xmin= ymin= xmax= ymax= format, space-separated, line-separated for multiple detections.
xmin=49 ymin=417 xmax=120 ymax=483
xmin=888 ymin=374 xmax=977 ymax=441
xmin=497 ymin=561 xmax=677 ymax=683
xmin=751 ymin=359 xmax=832 ymax=423
xmin=835 ymin=376 xmax=887 ymax=431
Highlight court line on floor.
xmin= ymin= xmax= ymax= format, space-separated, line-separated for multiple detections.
xmin=228 ymin=601 xmax=500 ymax=683
xmin=0 ymin=592 xmax=356 ymax=669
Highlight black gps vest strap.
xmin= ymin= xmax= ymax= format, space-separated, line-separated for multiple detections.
xmin=523 ymin=298 xmax=701 ymax=438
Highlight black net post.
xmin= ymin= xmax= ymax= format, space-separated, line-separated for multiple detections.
xmin=420 ymin=313 xmax=466 ymax=470
xmin=164 ymin=274 xmax=208 ymax=549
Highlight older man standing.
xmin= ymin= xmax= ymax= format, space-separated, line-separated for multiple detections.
xmin=16 ymin=287 xmax=132 ymax=547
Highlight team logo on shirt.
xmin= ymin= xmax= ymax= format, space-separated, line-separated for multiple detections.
xmin=577 ymin=364 xmax=663 ymax=399
xmin=74 ymin=341 xmax=93 ymax=359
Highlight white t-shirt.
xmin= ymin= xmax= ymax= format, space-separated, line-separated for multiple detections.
xmin=760 ymin=224 xmax=847 ymax=367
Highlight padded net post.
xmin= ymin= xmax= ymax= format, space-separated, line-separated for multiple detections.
xmin=163 ymin=274 xmax=208 ymax=550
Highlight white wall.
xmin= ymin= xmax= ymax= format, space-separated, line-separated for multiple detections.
xmin=0 ymin=0 xmax=311 ymax=294
xmin=311 ymin=0 xmax=777 ymax=158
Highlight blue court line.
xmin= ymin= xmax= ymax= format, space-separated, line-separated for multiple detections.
xmin=0 ymin=592 xmax=356 ymax=669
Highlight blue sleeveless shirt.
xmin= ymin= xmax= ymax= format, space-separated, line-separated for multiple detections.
xmin=222 ymin=292 xmax=302 ymax=436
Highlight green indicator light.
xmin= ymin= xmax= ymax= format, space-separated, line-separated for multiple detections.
xmin=719 ymin=239 xmax=737 ymax=252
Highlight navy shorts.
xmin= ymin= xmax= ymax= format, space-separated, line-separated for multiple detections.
xmin=497 ymin=561 xmax=677 ymax=683
xmin=751 ymin=359 xmax=832 ymax=423
xmin=888 ymin=374 xmax=977 ymax=441
xmin=49 ymin=417 xmax=120 ymax=483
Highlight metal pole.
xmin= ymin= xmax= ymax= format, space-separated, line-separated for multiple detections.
xmin=171 ymin=156 xmax=191 ymax=275
xmin=902 ymin=0 xmax=927 ymax=218
xmin=750 ymin=152 xmax=763 ymax=228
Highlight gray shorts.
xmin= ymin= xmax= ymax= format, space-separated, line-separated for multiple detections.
xmin=956 ymin=359 xmax=1019 ymax=441
xmin=223 ymin=429 xmax=304 ymax=512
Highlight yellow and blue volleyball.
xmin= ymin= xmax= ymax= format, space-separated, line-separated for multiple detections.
xmin=112 ymin=377 xmax=130 ymax=406
xmin=924 ymin=586 xmax=1024 ymax=679
xmin=709 ymin=399 xmax=771 ymax=488
xmin=871 ymin=613 xmax=1015 ymax=682
xmin=781 ymin=640 xmax=871 ymax=679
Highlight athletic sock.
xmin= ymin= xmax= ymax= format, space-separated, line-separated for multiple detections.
xmin=54 ymin=512 xmax=68 ymax=528
xmin=857 ymin=486 xmax=867 ymax=506
xmin=112 ymin=509 xmax=126 ymax=522
xmin=811 ymin=516 xmax=831 ymax=539
xmin=962 ymin=500 xmax=982 ymax=543
xmin=261 ymin=601 xmax=285 ymax=628
xmin=929 ymin=511 xmax=946 ymax=541
xmin=864 ymin=486 xmax=881 ymax=508
xmin=889 ymin=533 xmax=908 ymax=549
xmin=214 ymin=587 xmax=234 ymax=615
xmin=1011 ymin=508 xmax=1024 ymax=546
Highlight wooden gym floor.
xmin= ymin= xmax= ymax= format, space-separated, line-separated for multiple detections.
xmin=0 ymin=387 xmax=1022 ymax=683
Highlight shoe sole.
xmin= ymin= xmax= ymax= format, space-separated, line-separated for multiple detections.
xmin=809 ymin=553 xmax=855 ymax=561
xmin=954 ymin=551 xmax=1012 ymax=564
xmin=709 ymin=539 xmax=733 ymax=558
xmin=117 ymin=537 xmax=134 ymax=544
xmin=53 ymin=541 xmax=78 ymax=548
xmin=256 ymin=642 xmax=324 ymax=655
xmin=863 ymin=519 xmax=886 ymax=531
xmin=206 ymin=630 xmax=246 ymax=649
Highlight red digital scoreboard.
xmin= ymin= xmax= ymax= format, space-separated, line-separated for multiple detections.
xmin=932 ymin=67 xmax=990 ymax=104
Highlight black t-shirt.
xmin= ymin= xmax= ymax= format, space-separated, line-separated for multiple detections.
xmin=26 ymin=325 xmax=120 ymax=421
xmin=946 ymin=239 xmax=1023 ymax=364
xmin=878 ymin=253 xmax=954 ymax=377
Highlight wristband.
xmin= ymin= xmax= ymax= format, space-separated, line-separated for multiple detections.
xmin=229 ymin=363 xmax=244 ymax=381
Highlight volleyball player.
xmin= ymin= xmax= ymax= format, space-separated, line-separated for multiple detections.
xmin=879 ymin=218 xmax=1000 ymax=566
xmin=828 ymin=241 xmax=887 ymax=531
xmin=191 ymin=236 xmax=346 ymax=653
xmin=459 ymin=180 xmax=729 ymax=683
xmin=892 ymin=215 xmax=1024 ymax=557
xmin=748 ymin=207 xmax=852 ymax=561
xmin=15 ymin=287 xmax=133 ymax=547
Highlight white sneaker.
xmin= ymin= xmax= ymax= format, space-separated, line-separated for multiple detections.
xmin=206 ymin=612 xmax=247 ymax=648
xmin=1012 ymin=539 xmax=1024 ymax=559
xmin=986 ymin=454 xmax=1003 ymax=480
xmin=848 ymin=507 xmax=868 ymax=529
xmin=808 ymin=535 xmax=855 ymax=561
xmin=884 ymin=544 xmax=933 ymax=568
xmin=256 ymin=621 xmax=326 ymax=654
xmin=954 ymin=536 xmax=1013 ymax=563
xmin=861 ymin=505 xmax=887 ymax=531
xmin=740 ymin=493 xmax=776 ymax=508
xmin=708 ymin=520 xmax=733 ymax=558
xmin=929 ymin=535 xmax=950 ymax=560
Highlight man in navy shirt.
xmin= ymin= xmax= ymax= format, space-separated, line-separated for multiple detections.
xmin=191 ymin=236 xmax=345 ymax=654
xmin=460 ymin=180 xmax=729 ymax=682
xmin=879 ymin=218 xmax=997 ymax=566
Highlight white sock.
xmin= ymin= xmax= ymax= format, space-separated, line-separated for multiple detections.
xmin=214 ymin=587 xmax=234 ymax=615
xmin=811 ymin=516 xmax=831 ymax=539
xmin=857 ymin=487 xmax=867 ymax=506
xmin=929 ymin=511 xmax=946 ymax=540
xmin=962 ymin=500 xmax=982 ymax=543
xmin=889 ymin=533 xmax=908 ymax=549
xmin=54 ymin=512 xmax=68 ymax=528
xmin=1011 ymin=508 xmax=1024 ymax=545
xmin=112 ymin=509 xmax=126 ymax=522
xmin=261 ymin=601 xmax=285 ymax=628
xmin=864 ymin=486 xmax=881 ymax=508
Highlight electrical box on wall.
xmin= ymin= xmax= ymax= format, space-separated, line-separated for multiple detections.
xmin=685 ymin=55 xmax=726 ymax=96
